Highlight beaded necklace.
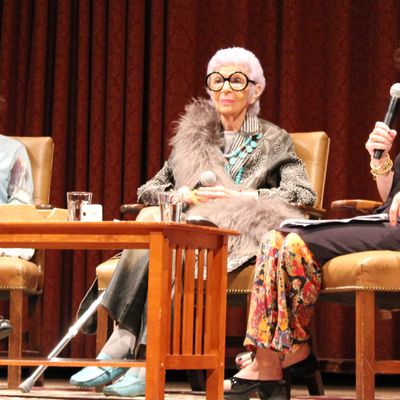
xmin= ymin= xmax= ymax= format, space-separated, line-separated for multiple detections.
xmin=223 ymin=132 xmax=263 ymax=184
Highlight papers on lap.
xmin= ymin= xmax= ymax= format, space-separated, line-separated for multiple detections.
xmin=279 ymin=213 xmax=389 ymax=228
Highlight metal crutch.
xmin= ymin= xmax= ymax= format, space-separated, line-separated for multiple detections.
xmin=19 ymin=291 xmax=105 ymax=393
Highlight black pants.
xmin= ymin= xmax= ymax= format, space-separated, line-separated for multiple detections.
xmin=283 ymin=220 xmax=400 ymax=265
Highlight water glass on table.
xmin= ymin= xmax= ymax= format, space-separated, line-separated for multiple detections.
xmin=157 ymin=191 xmax=183 ymax=222
xmin=66 ymin=191 xmax=93 ymax=221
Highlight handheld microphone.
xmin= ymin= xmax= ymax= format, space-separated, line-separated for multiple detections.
xmin=373 ymin=83 xmax=400 ymax=159
xmin=199 ymin=170 xmax=217 ymax=187
xmin=193 ymin=170 xmax=217 ymax=189
xmin=186 ymin=171 xmax=217 ymax=204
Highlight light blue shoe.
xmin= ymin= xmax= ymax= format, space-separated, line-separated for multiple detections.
xmin=70 ymin=353 xmax=127 ymax=387
xmin=103 ymin=372 xmax=146 ymax=397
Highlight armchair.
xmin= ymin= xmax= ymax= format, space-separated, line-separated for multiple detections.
xmin=225 ymin=131 xmax=329 ymax=396
xmin=319 ymin=198 xmax=400 ymax=399
xmin=0 ymin=136 xmax=54 ymax=388
xmin=94 ymin=131 xmax=330 ymax=395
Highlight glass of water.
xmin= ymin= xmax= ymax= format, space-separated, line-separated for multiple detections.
xmin=157 ymin=191 xmax=183 ymax=222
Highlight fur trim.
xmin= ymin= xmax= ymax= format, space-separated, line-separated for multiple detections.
xmin=169 ymin=98 xmax=236 ymax=189
xmin=187 ymin=197 xmax=303 ymax=268
xmin=169 ymin=98 xmax=305 ymax=271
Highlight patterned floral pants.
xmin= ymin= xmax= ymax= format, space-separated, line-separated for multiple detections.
xmin=244 ymin=230 xmax=321 ymax=354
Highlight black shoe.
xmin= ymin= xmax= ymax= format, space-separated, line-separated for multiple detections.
xmin=258 ymin=380 xmax=287 ymax=399
xmin=0 ymin=317 xmax=12 ymax=340
xmin=224 ymin=377 xmax=286 ymax=400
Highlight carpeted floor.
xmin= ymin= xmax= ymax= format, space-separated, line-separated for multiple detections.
xmin=0 ymin=374 xmax=399 ymax=400
xmin=0 ymin=383 xmax=399 ymax=400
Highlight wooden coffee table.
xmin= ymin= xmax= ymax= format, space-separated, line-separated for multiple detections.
xmin=0 ymin=221 xmax=237 ymax=399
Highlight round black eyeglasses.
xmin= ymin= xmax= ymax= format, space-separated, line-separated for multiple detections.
xmin=206 ymin=71 xmax=256 ymax=92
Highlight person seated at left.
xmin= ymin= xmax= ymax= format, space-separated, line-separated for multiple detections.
xmin=0 ymin=130 xmax=34 ymax=340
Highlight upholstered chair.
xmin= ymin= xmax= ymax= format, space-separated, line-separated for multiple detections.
xmin=95 ymin=131 xmax=330 ymax=395
xmin=319 ymin=199 xmax=400 ymax=399
xmin=224 ymin=131 xmax=329 ymax=396
xmin=0 ymin=136 xmax=54 ymax=388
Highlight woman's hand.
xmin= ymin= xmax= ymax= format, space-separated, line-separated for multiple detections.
xmin=178 ymin=185 xmax=258 ymax=203
xmin=389 ymin=191 xmax=400 ymax=226
xmin=177 ymin=186 xmax=199 ymax=204
xmin=195 ymin=186 xmax=258 ymax=201
xmin=365 ymin=121 xmax=397 ymax=160
xmin=195 ymin=186 xmax=241 ymax=200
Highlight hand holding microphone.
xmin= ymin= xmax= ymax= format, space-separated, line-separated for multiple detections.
xmin=195 ymin=171 xmax=258 ymax=200
xmin=178 ymin=170 xmax=217 ymax=204
xmin=371 ymin=83 xmax=400 ymax=159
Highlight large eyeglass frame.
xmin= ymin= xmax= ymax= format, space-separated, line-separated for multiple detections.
xmin=206 ymin=71 xmax=256 ymax=92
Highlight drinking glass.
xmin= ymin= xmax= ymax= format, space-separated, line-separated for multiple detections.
xmin=67 ymin=191 xmax=93 ymax=221
xmin=157 ymin=192 xmax=183 ymax=222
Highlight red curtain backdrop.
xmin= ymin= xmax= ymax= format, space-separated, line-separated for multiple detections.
xmin=1 ymin=0 xmax=400 ymax=362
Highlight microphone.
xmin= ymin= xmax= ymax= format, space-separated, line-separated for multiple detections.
xmin=198 ymin=170 xmax=217 ymax=187
xmin=193 ymin=170 xmax=217 ymax=189
xmin=373 ymin=83 xmax=400 ymax=159
xmin=185 ymin=171 xmax=217 ymax=205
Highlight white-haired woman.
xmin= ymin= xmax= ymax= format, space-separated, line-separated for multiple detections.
xmin=70 ymin=47 xmax=315 ymax=398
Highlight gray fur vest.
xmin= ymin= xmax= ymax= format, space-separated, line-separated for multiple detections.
xmin=169 ymin=98 xmax=304 ymax=272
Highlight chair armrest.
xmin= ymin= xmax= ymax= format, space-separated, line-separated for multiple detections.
xmin=120 ymin=203 xmax=146 ymax=218
xmin=330 ymin=199 xmax=383 ymax=214
xmin=35 ymin=204 xmax=54 ymax=210
xmin=299 ymin=205 xmax=326 ymax=219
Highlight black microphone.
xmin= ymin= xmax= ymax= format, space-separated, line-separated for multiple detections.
xmin=373 ymin=83 xmax=400 ymax=159
xmin=194 ymin=170 xmax=217 ymax=189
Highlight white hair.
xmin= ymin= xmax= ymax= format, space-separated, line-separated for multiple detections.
xmin=207 ymin=47 xmax=266 ymax=115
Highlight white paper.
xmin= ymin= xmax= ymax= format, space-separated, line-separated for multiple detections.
xmin=279 ymin=213 xmax=389 ymax=228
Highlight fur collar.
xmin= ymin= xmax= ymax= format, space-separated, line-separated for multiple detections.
xmin=169 ymin=98 xmax=237 ymax=190
xmin=168 ymin=98 xmax=303 ymax=271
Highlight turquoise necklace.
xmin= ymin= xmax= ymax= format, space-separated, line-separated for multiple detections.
xmin=224 ymin=132 xmax=263 ymax=184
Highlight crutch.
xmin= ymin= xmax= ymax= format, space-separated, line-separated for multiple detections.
xmin=19 ymin=291 xmax=105 ymax=393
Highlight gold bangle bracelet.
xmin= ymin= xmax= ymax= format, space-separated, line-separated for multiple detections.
xmin=370 ymin=154 xmax=393 ymax=180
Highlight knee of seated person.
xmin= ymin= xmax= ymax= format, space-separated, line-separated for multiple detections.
xmin=136 ymin=206 xmax=161 ymax=222
xmin=260 ymin=229 xmax=285 ymax=253
xmin=283 ymin=232 xmax=305 ymax=250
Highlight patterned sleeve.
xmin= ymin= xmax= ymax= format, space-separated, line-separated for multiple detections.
xmin=258 ymin=139 xmax=316 ymax=207
xmin=136 ymin=161 xmax=175 ymax=205
xmin=8 ymin=145 xmax=34 ymax=204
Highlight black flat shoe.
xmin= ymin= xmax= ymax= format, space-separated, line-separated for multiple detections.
xmin=224 ymin=377 xmax=286 ymax=400
xmin=0 ymin=317 xmax=12 ymax=340
xmin=258 ymin=380 xmax=287 ymax=399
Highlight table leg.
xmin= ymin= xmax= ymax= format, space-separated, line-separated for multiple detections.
xmin=205 ymin=237 xmax=228 ymax=399
xmin=146 ymin=233 xmax=172 ymax=399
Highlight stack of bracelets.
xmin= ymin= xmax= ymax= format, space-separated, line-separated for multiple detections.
xmin=370 ymin=153 xmax=393 ymax=180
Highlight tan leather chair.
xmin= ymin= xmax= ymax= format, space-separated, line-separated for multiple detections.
xmin=0 ymin=136 xmax=54 ymax=388
xmin=226 ymin=131 xmax=329 ymax=296
xmin=95 ymin=131 xmax=330 ymax=394
xmin=319 ymin=199 xmax=400 ymax=400
xmin=224 ymin=132 xmax=329 ymax=396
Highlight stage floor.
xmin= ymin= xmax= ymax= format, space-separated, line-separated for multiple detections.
xmin=0 ymin=378 xmax=399 ymax=400
xmin=0 ymin=368 xmax=399 ymax=400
